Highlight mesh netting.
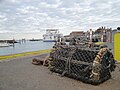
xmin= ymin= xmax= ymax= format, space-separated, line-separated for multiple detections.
xmin=49 ymin=45 xmax=116 ymax=85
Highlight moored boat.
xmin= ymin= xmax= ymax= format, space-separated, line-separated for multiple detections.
xmin=0 ymin=42 xmax=9 ymax=47
xmin=43 ymin=29 xmax=63 ymax=42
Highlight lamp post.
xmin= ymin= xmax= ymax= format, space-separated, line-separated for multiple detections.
xmin=89 ymin=29 xmax=93 ymax=43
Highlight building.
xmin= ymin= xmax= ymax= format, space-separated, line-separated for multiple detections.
xmin=94 ymin=27 xmax=112 ymax=42
xmin=69 ymin=31 xmax=85 ymax=38
xmin=63 ymin=31 xmax=86 ymax=42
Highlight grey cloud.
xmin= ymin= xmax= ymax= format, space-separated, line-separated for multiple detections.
xmin=0 ymin=0 xmax=120 ymax=38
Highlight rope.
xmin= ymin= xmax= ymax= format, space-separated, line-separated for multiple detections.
xmin=61 ymin=48 xmax=76 ymax=77
xmin=90 ymin=48 xmax=108 ymax=80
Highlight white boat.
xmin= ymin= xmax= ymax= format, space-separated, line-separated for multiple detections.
xmin=43 ymin=29 xmax=63 ymax=42
xmin=0 ymin=42 xmax=9 ymax=47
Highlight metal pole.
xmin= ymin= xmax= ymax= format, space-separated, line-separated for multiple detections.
xmin=89 ymin=29 xmax=93 ymax=43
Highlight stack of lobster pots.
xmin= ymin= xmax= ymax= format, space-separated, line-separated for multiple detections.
xmin=48 ymin=39 xmax=116 ymax=85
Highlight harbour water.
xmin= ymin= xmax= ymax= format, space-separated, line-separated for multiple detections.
xmin=0 ymin=41 xmax=55 ymax=56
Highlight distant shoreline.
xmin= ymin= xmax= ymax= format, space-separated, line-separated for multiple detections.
xmin=0 ymin=49 xmax=51 ymax=61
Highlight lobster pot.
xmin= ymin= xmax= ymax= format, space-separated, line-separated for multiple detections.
xmin=49 ymin=45 xmax=116 ymax=85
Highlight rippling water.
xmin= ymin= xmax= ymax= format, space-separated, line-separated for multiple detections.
xmin=0 ymin=41 xmax=55 ymax=56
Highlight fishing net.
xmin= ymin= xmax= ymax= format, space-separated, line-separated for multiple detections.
xmin=48 ymin=44 xmax=116 ymax=85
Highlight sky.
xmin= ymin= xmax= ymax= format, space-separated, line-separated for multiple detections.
xmin=0 ymin=0 xmax=120 ymax=39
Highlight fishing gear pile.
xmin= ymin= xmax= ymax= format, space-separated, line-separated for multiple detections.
xmin=48 ymin=38 xmax=116 ymax=85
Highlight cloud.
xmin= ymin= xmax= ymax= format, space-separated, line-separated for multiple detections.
xmin=17 ymin=6 xmax=38 ymax=14
xmin=0 ymin=15 xmax=6 ymax=20
xmin=0 ymin=0 xmax=120 ymax=39
xmin=10 ymin=0 xmax=17 ymax=3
